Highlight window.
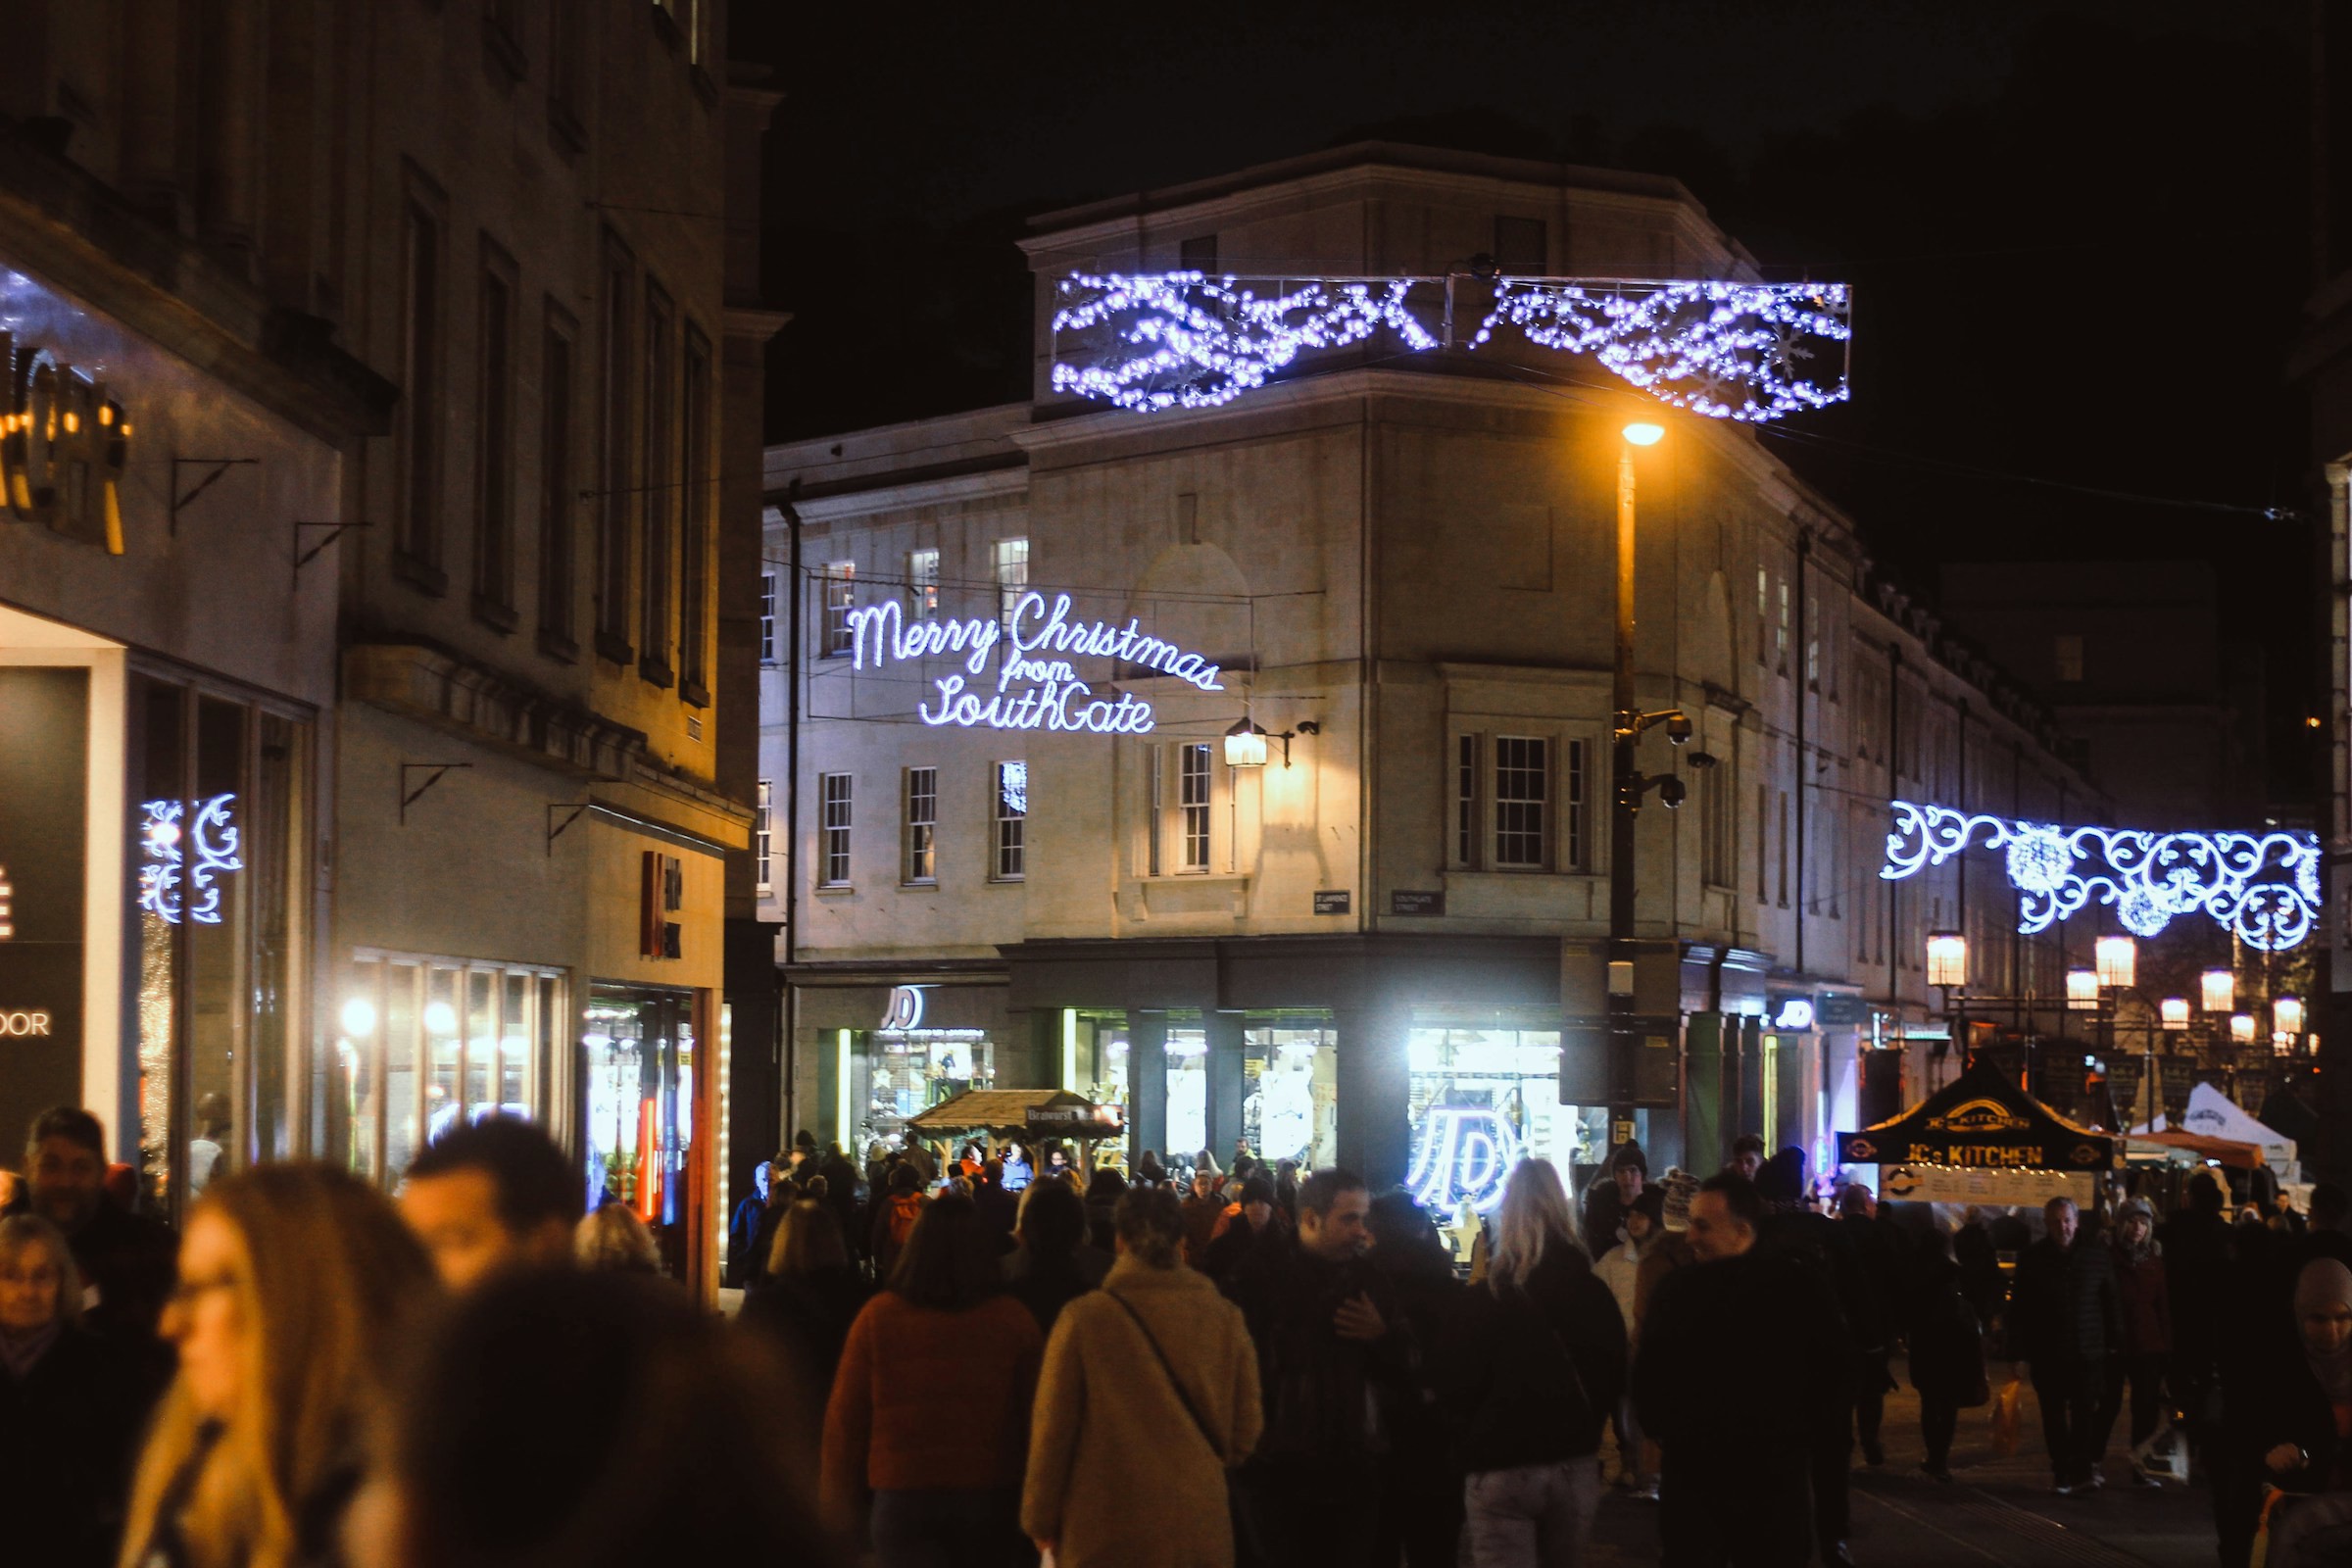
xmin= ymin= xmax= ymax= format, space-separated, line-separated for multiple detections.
xmin=537 ymin=307 xmax=576 ymax=654
xmin=1562 ymin=739 xmax=1587 ymax=870
xmin=2055 ymin=634 xmax=2084 ymax=683
xmin=595 ymin=237 xmax=634 ymax=661
xmin=994 ymin=538 xmax=1028 ymax=631
xmin=1776 ymin=789 xmax=1790 ymax=907
xmin=1776 ymin=576 xmax=1790 ymax=672
xmin=759 ymin=571 xmax=777 ymax=664
xmin=1179 ymin=744 xmax=1211 ymax=871
xmin=639 ymin=282 xmax=675 ymax=686
xmin=1702 ymin=754 xmax=1735 ymax=888
xmin=1179 ymin=234 xmax=1217 ymax=274
xmin=1756 ymin=565 xmax=1769 ymax=664
xmin=824 ymin=563 xmax=856 ymax=657
xmin=1148 ymin=747 xmax=1164 ymax=876
xmin=1494 ymin=216 xmax=1546 ymax=273
xmin=907 ymin=548 xmax=939 ymax=614
xmin=1494 ymin=737 xmax=1547 ymax=869
xmin=819 ymin=773 xmax=852 ymax=887
xmin=1756 ymin=783 xmax=1769 ymax=900
xmin=547 ymin=2 xmax=585 ymax=146
xmin=754 ymin=780 xmax=772 ymax=893
xmin=397 ymin=200 xmax=443 ymax=583
xmin=1454 ymin=734 xmax=1477 ymax=866
xmin=678 ymin=326 xmax=712 ymax=703
xmin=995 ymin=761 xmax=1027 ymax=881
xmin=904 ymin=767 xmax=937 ymax=884
xmin=1804 ymin=589 xmax=1820 ymax=689
xmin=472 ymin=252 xmax=515 ymax=622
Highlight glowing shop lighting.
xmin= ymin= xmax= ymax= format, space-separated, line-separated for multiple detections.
xmin=424 ymin=1002 xmax=459 ymax=1036
xmin=340 ymin=998 xmax=377 ymax=1038
xmin=1050 ymin=272 xmax=1851 ymax=422
xmin=843 ymin=590 xmax=1222 ymax=736
xmin=138 ymin=795 xmax=242 ymax=924
xmin=1223 ymin=720 xmax=1269 ymax=769
xmin=1880 ymin=800 xmax=2321 ymax=952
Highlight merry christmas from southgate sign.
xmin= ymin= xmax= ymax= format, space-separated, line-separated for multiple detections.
xmin=845 ymin=591 xmax=1223 ymax=735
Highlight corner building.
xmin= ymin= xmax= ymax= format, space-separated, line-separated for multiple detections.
xmin=761 ymin=145 xmax=2101 ymax=1196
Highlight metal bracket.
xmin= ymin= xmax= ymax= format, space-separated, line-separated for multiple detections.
xmin=292 ymin=519 xmax=371 ymax=582
xmin=398 ymin=762 xmax=472 ymax=824
xmin=546 ymin=802 xmax=591 ymax=856
xmin=169 ymin=457 xmax=259 ymax=535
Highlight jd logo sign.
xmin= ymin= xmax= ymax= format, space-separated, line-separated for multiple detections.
xmin=0 ymin=329 xmax=131 ymax=554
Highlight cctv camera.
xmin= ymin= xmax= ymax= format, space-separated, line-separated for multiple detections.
xmin=1665 ymin=712 xmax=1693 ymax=746
xmin=1658 ymin=776 xmax=1688 ymax=809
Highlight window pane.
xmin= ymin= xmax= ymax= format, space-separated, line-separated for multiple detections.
xmin=465 ymin=968 xmax=497 ymax=1120
xmin=185 ymin=697 xmax=248 ymax=1208
xmin=906 ymin=767 xmax=937 ymax=882
xmin=908 ymin=548 xmax=939 ymax=614
xmin=995 ymin=538 xmax=1028 ymax=629
xmin=336 ymin=957 xmax=383 ymax=1180
xmin=1180 ymin=745 xmax=1210 ymax=870
xmin=1494 ymin=736 xmax=1546 ymax=867
xmin=1166 ymin=1027 xmax=1207 ymax=1156
xmin=500 ymin=971 xmax=531 ymax=1116
xmin=825 ymin=564 xmax=856 ymax=656
xmin=384 ymin=962 xmax=421 ymax=1179
xmin=821 ymin=773 xmax=853 ymax=885
xmin=996 ymin=761 xmax=1026 ymax=880
xmin=425 ymin=963 xmax=462 ymax=1147
xmin=250 ymin=713 xmax=297 ymax=1162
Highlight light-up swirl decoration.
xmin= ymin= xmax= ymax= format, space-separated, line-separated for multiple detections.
xmin=1406 ymin=1104 xmax=1524 ymax=1216
xmin=1050 ymin=272 xmax=1851 ymax=421
xmin=138 ymin=795 xmax=242 ymax=925
xmin=1879 ymin=800 xmax=2321 ymax=952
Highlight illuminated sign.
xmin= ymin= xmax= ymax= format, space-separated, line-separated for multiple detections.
xmin=881 ymin=985 xmax=927 ymax=1031
xmin=845 ymin=591 xmax=1223 ymax=736
xmin=1880 ymin=799 xmax=2321 ymax=952
xmin=1406 ymin=1103 xmax=1523 ymax=1215
xmin=0 ymin=1009 xmax=51 ymax=1037
xmin=0 ymin=325 xmax=130 ymax=554
xmin=1769 ymin=995 xmax=1816 ymax=1030
xmin=137 ymin=795 xmax=241 ymax=925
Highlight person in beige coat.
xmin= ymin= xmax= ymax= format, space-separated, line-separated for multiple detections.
xmin=1022 ymin=1184 xmax=1263 ymax=1568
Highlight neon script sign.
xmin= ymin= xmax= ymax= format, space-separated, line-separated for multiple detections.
xmin=845 ymin=591 xmax=1224 ymax=735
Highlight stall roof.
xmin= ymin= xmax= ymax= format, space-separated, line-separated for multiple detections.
xmin=1838 ymin=1059 xmax=2114 ymax=1172
xmin=2125 ymin=1128 xmax=2265 ymax=1171
xmin=906 ymin=1089 xmax=1114 ymax=1137
xmin=2133 ymin=1084 xmax=2296 ymax=1171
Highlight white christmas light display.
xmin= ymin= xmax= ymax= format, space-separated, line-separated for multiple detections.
xmin=138 ymin=795 xmax=242 ymax=925
xmin=1406 ymin=1103 xmax=1524 ymax=1215
xmin=1879 ymin=799 xmax=2321 ymax=953
xmin=1051 ymin=271 xmax=1850 ymax=420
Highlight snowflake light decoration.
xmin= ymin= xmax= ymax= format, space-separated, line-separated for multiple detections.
xmin=1051 ymin=271 xmax=1850 ymax=421
xmin=1879 ymin=799 xmax=2321 ymax=952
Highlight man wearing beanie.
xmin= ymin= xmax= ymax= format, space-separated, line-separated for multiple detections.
xmin=1584 ymin=1140 xmax=1649 ymax=1256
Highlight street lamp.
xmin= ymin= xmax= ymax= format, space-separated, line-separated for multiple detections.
xmin=1926 ymin=931 xmax=1969 ymax=988
xmin=2066 ymin=968 xmax=2100 ymax=1010
xmin=2095 ymin=934 xmax=2137 ymax=990
xmin=2160 ymin=997 xmax=2191 ymax=1030
xmin=2201 ymin=968 xmax=2235 ymax=1014
xmin=2276 ymin=994 xmax=2305 ymax=1036
xmin=1222 ymin=719 xmax=1269 ymax=769
xmin=2231 ymin=1013 xmax=2257 ymax=1045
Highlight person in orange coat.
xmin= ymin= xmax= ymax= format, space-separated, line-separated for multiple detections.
xmin=822 ymin=1190 xmax=1043 ymax=1567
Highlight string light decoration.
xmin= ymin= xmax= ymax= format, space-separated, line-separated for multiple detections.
xmin=138 ymin=795 xmax=242 ymax=925
xmin=1879 ymin=799 xmax=2321 ymax=952
xmin=1405 ymin=1103 xmax=1524 ymax=1215
xmin=1050 ymin=271 xmax=1851 ymax=420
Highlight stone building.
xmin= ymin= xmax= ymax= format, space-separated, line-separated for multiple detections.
xmin=758 ymin=144 xmax=2106 ymax=1200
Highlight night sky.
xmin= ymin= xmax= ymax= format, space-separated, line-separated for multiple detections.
xmin=738 ymin=3 xmax=2315 ymax=796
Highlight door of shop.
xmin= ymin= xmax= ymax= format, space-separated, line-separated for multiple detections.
xmin=580 ymin=985 xmax=699 ymax=1279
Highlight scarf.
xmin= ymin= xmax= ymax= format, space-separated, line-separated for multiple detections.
xmin=0 ymin=1322 xmax=58 ymax=1380
xmin=2295 ymin=1257 xmax=2352 ymax=1407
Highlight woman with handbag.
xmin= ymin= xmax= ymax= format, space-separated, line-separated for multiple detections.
xmin=1022 ymin=1185 xmax=1262 ymax=1568
xmin=1908 ymin=1228 xmax=1991 ymax=1483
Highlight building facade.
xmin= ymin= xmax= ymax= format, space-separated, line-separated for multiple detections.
xmin=760 ymin=145 xmax=2106 ymax=1200
xmin=0 ymin=1 xmax=769 ymax=1291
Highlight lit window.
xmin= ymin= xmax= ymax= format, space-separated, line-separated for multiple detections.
xmin=994 ymin=538 xmax=1028 ymax=631
xmin=819 ymin=773 xmax=852 ymax=887
xmin=824 ymin=563 xmax=856 ymax=657
xmin=995 ymin=761 xmax=1027 ymax=881
xmin=759 ymin=571 xmax=777 ymax=665
xmin=905 ymin=767 xmax=937 ymax=884
xmin=754 ymin=780 xmax=772 ymax=893
xmin=908 ymin=549 xmax=940 ymax=615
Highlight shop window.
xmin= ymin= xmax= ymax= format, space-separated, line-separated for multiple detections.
xmin=907 ymin=548 xmax=939 ymax=614
xmin=994 ymin=538 xmax=1028 ymax=631
xmin=1243 ymin=1022 xmax=1337 ymax=1168
xmin=759 ymin=571 xmax=778 ymax=664
xmin=904 ymin=766 xmax=937 ymax=884
xmin=824 ymin=563 xmax=857 ymax=657
xmin=1165 ymin=1023 xmax=1208 ymax=1157
xmin=754 ymin=780 xmax=772 ymax=893
xmin=1408 ymin=1026 xmax=1596 ymax=1239
xmin=994 ymin=761 xmax=1026 ymax=881
xmin=819 ymin=772 xmax=853 ymax=887
xmin=1494 ymin=736 xmax=1547 ymax=868
xmin=330 ymin=953 xmax=562 ymax=1191
xmin=1179 ymin=744 xmax=1211 ymax=870
xmin=859 ymin=1029 xmax=990 ymax=1149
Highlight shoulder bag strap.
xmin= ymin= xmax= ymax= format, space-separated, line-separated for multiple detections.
xmin=1103 ymin=1288 xmax=1226 ymax=1465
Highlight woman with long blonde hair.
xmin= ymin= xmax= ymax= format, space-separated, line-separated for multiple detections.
xmin=118 ymin=1165 xmax=436 ymax=1568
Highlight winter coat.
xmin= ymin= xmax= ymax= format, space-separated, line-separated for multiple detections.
xmin=1199 ymin=1211 xmax=1282 ymax=1288
xmin=1225 ymin=1233 xmax=1408 ymax=1462
xmin=1002 ymin=1245 xmax=1108 ymax=1337
xmin=0 ymin=1326 xmax=144 ymax=1568
xmin=818 ymin=1291 xmax=1042 ymax=1534
xmin=1181 ymin=1193 xmax=1226 ymax=1267
xmin=2009 ymin=1236 xmax=2122 ymax=1365
xmin=1581 ymin=1183 xmax=1630 ymax=1258
xmin=1020 ymin=1258 xmax=1263 ymax=1568
xmin=739 ymin=1264 xmax=872 ymax=1408
xmin=1595 ymin=1236 xmax=1647 ymax=1338
xmin=1442 ymin=1246 xmax=1627 ymax=1472
xmin=2112 ymin=1244 xmax=2172 ymax=1356
xmin=1633 ymin=1229 xmax=1693 ymax=1328
xmin=1904 ymin=1253 xmax=1988 ymax=1404
xmin=1633 ymin=1249 xmax=1848 ymax=1454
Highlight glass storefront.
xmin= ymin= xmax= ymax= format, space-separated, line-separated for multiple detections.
xmin=331 ymin=952 xmax=564 ymax=1187
xmin=1244 ymin=1020 xmax=1337 ymax=1169
xmin=1074 ymin=1011 xmax=1130 ymax=1166
xmin=1407 ymin=1024 xmax=1607 ymax=1219
xmin=857 ymin=1030 xmax=991 ymax=1151
xmin=129 ymin=671 xmax=310 ymax=1220
xmin=1166 ymin=1019 xmax=1208 ymax=1158
xmin=582 ymin=987 xmax=695 ymax=1274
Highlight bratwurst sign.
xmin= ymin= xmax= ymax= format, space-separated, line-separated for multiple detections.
xmin=846 ymin=591 xmax=1224 ymax=735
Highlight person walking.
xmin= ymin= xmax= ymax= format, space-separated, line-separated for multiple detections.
xmin=1755 ymin=1148 xmax=1866 ymax=1567
xmin=1021 ymin=1186 xmax=1261 ymax=1567
xmin=1368 ymin=1192 xmax=1468 ymax=1568
xmin=575 ymin=1203 xmax=664 ymax=1274
xmin=398 ymin=1114 xmax=579 ymax=1292
xmin=1594 ymin=1186 xmax=1664 ymax=1497
xmin=820 ymin=1192 xmax=1043 ymax=1567
xmin=1441 ymin=1158 xmax=1627 ymax=1568
xmin=867 ymin=1163 xmax=928 ymax=1285
xmin=741 ymin=1199 xmax=872 ymax=1411
xmin=1200 ymin=1174 xmax=1285 ymax=1290
xmin=1002 ymin=1179 xmax=1107 ymax=1337
xmin=1083 ymin=1167 xmax=1128 ymax=1253
xmin=973 ymin=1158 xmax=1020 ymax=1251
xmin=1633 ymin=1173 xmax=1846 ymax=1568
xmin=1183 ymin=1165 xmax=1229 ymax=1267
xmin=0 ymin=1213 xmax=145 ymax=1567
xmin=118 ymin=1165 xmax=439 ymax=1568
xmin=2009 ymin=1196 xmax=2121 ymax=1495
xmin=22 ymin=1108 xmax=177 ymax=1355
xmin=1837 ymin=1184 xmax=1904 ymax=1469
xmin=2225 ymin=1256 xmax=2352 ymax=1567
xmin=1580 ymin=1143 xmax=1646 ymax=1262
xmin=2097 ymin=1197 xmax=2173 ymax=1488
xmin=1906 ymin=1228 xmax=1989 ymax=1483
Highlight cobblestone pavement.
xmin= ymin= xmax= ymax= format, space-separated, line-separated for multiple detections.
xmin=1586 ymin=1360 xmax=2220 ymax=1567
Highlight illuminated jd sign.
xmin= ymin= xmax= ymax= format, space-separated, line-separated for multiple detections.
xmin=0 ymin=328 xmax=131 ymax=555
xmin=846 ymin=591 xmax=1224 ymax=735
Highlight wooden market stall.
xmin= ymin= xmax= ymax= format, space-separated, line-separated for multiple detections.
xmin=1836 ymin=1059 xmax=2116 ymax=1208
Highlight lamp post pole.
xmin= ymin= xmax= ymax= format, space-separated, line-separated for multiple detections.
xmin=1608 ymin=434 xmax=1642 ymax=1139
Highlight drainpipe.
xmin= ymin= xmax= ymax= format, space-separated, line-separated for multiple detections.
xmin=781 ymin=479 xmax=805 ymax=1141
xmin=1794 ymin=531 xmax=1810 ymax=977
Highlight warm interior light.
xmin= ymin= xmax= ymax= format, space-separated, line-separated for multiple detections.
xmin=2200 ymin=968 xmax=2234 ymax=1013
xmin=1622 ymin=421 xmax=1665 ymax=447
xmin=2094 ymin=934 xmax=2136 ymax=990
xmin=2066 ymin=968 xmax=2099 ymax=1010
xmin=2275 ymin=995 xmax=2305 ymax=1035
xmin=2160 ymin=997 xmax=2190 ymax=1029
xmin=1926 ymin=931 xmax=1967 ymax=989
xmin=2231 ymin=1013 xmax=2256 ymax=1044
xmin=1222 ymin=719 xmax=1268 ymax=769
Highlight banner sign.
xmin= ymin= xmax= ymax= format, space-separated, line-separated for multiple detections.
xmin=1877 ymin=1164 xmax=2097 ymax=1207
xmin=1838 ymin=1060 xmax=2113 ymax=1172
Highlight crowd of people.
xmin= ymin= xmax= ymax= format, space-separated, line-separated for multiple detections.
xmin=4 ymin=1102 xmax=2351 ymax=1568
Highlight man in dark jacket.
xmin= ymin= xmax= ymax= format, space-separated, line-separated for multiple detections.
xmin=1837 ymin=1183 xmax=1906 ymax=1467
xmin=1227 ymin=1166 xmax=1405 ymax=1568
xmin=1582 ymin=1140 xmax=1647 ymax=1255
xmin=1635 ymin=1172 xmax=1847 ymax=1568
xmin=23 ymin=1109 xmax=175 ymax=1349
xmin=1755 ymin=1148 xmax=1867 ymax=1567
xmin=2009 ymin=1196 xmax=2121 ymax=1494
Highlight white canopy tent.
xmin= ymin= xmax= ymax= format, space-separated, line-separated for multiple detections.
xmin=2132 ymin=1083 xmax=2298 ymax=1182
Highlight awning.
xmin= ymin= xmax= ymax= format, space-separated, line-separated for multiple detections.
xmin=2125 ymin=1128 xmax=2265 ymax=1171
xmin=906 ymin=1088 xmax=1125 ymax=1140
xmin=1838 ymin=1058 xmax=2114 ymax=1173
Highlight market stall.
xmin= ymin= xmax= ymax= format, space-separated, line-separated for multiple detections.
xmin=905 ymin=1088 xmax=1127 ymax=1176
xmin=1836 ymin=1059 xmax=2115 ymax=1207
xmin=2132 ymin=1082 xmax=2299 ymax=1182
